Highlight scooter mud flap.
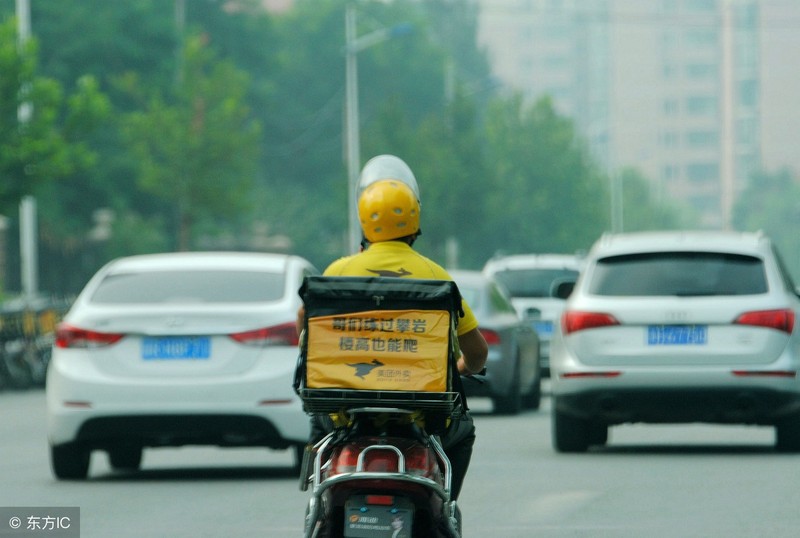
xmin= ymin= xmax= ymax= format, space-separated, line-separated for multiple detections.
xmin=344 ymin=494 xmax=414 ymax=537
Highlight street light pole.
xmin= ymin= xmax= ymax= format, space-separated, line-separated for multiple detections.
xmin=344 ymin=4 xmax=413 ymax=253
xmin=345 ymin=4 xmax=361 ymax=254
xmin=16 ymin=0 xmax=37 ymax=302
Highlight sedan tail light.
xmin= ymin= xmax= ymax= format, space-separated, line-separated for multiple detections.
xmin=229 ymin=322 xmax=299 ymax=346
xmin=479 ymin=328 xmax=501 ymax=346
xmin=561 ymin=311 xmax=620 ymax=335
xmin=55 ymin=323 xmax=125 ymax=348
xmin=734 ymin=309 xmax=795 ymax=334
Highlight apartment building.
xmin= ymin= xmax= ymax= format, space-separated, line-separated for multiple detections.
xmin=476 ymin=0 xmax=772 ymax=229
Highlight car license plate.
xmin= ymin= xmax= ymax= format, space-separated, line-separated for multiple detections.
xmin=647 ymin=325 xmax=707 ymax=345
xmin=141 ymin=336 xmax=211 ymax=360
xmin=344 ymin=495 xmax=413 ymax=537
xmin=532 ymin=320 xmax=554 ymax=337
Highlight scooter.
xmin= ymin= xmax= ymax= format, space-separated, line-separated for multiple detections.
xmin=299 ymin=403 xmax=462 ymax=538
xmin=295 ymin=275 xmax=468 ymax=538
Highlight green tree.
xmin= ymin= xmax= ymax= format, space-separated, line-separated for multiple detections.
xmin=0 ymin=17 xmax=108 ymax=215
xmin=0 ymin=16 xmax=110 ymax=294
xmin=616 ymin=167 xmax=697 ymax=232
xmin=483 ymin=94 xmax=607 ymax=256
xmin=120 ymin=33 xmax=261 ymax=251
xmin=733 ymin=168 xmax=800 ymax=281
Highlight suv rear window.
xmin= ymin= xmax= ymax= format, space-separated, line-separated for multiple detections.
xmin=493 ymin=269 xmax=580 ymax=298
xmin=588 ymin=252 xmax=767 ymax=296
xmin=90 ymin=271 xmax=286 ymax=304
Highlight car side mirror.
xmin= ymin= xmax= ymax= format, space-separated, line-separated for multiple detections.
xmin=553 ymin=280 xmax=575 ymax=300
xmin=523 ymin=307 xmax=542 ymax=321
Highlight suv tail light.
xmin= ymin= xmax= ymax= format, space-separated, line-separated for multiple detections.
xmin=230 ymin=322 xmax=299 ymax=346
xmin=561 ymin=311 xmax=620 ymax=335
xmin=55 ymin=323 xmax=125 ymax=348
xmin=734 ymin=309 xmax=795 ymax=334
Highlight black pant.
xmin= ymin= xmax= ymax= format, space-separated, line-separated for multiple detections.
xmin=309 ymin=411 xmax=476 ymax=501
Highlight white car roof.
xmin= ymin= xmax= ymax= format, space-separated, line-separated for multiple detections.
xmin=484 ymin=253 xmax=583 ymax=272
xmin=102 ymin=251 xmax=304 ymax=274
xmin=588 ymin=231 xmax=771 ymax=258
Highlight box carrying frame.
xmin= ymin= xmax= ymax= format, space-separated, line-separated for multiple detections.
xmin=295 ymin=276 xmax=467 ymax=415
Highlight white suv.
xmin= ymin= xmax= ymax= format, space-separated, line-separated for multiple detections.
xmin=483 ymin=254 xmax=582 ymax=375
xmin=550 ymin=231 xmax=800 ymax=452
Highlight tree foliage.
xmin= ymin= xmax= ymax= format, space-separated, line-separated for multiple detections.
xmin=0 ymin=0 xmax=695 ymax=295
xmin=733 ymin=168 xmax=800 ymax=280
xmin=0 ymin=17 xmax=109 ymax=215
xmin=120 ymin=33 xmax=261 ymax=251
xmin=483 ymin=94 xmax=607 ymax=255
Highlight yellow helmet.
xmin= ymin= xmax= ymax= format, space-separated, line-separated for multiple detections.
xmin=358 ymin=179 xmax=420 ymax=243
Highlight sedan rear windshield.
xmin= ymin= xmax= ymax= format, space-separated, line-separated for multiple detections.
xmin=89 ymin=271 xmax=286 ymax=304
xmin=493 ymin=268 xmax=579 ymax=298
xmin=588 ymin=252 xmax=767 ymax=296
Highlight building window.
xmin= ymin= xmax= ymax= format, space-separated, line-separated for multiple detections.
xmin=686 ymin=96 xmax=717 ymax=116
xmin=737 ymin=117 xmax=756 ymax=145
xmin=661 ymin=131 xmax=679 ymax=147
xmin=686 ymin=130 xmax=719 ymax=148
xmin=685 ymin=29 xmax=718 ymax=47
xmin=686 ymin=163 xmax=719 ymax=182
xmin=689 ymin=195 xmax=720 ymax=214
xmin=685 ymin=0 xmax=716 ymax=11
xmin=664 ymin=99 xmax=679 ymax=115
xmin=685 ymin=63 xmax=717 ymax=79
xmin=738 ymin=80 xmax=757 ymax=108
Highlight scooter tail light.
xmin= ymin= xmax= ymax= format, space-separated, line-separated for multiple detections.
xmin=365 ymin=495 xmax=395 ymax=506
xmin=364 ymin=451 xmax=399 ymax=473
xmin=404 ymin=445 xmax=437 ymax=477
xmin=330 ymin=445 xmax=359 ymax=475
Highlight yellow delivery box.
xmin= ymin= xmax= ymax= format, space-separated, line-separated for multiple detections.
xmin=306 ymin=308 xmax=451 ymax=392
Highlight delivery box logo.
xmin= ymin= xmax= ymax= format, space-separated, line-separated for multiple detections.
xmin=348 ymin=359 xmax=384 ymax=379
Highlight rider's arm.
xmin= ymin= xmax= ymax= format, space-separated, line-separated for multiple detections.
xmin=457 ymin=327 xmax=488 ymax=375
xmin=296 ymin=305 xmax=306 ymax=337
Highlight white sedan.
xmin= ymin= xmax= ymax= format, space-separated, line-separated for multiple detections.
xmin=46 ymin=251 xmax=318 ymax=479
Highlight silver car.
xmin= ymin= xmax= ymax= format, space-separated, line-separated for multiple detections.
xmin=550 ymin=231 xmax=800 ymax=452
xmin=483 ymin=253 xmax=582 ymax=376
xmin=46 ymin=251 xmax=318 ymax=479
xmin=450 ymin=270 xmax=541 ymax=415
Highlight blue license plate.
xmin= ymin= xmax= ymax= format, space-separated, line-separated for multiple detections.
xmin=647 ymin=325 xmax=707 ymax=345
xmin=532 ymin=320 xmax=554 ymax=337
xmin=142 ymin=336 xmax=211 ymax=360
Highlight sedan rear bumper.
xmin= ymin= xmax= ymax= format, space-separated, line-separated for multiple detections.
xmin=72 ymin=413 xmax=298 ymax=449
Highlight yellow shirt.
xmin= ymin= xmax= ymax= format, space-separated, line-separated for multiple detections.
xmin=323 ymin=241 xmax=479 ymax=335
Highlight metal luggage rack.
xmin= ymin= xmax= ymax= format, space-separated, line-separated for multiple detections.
xmin=299 ymin=389 xmax=460 ymax=414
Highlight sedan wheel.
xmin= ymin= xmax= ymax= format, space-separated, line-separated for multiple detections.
xmin=492 ymin=362 xmax=521 ymax=415
xmin=51 ymin=442 xmax=90 ymax=480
